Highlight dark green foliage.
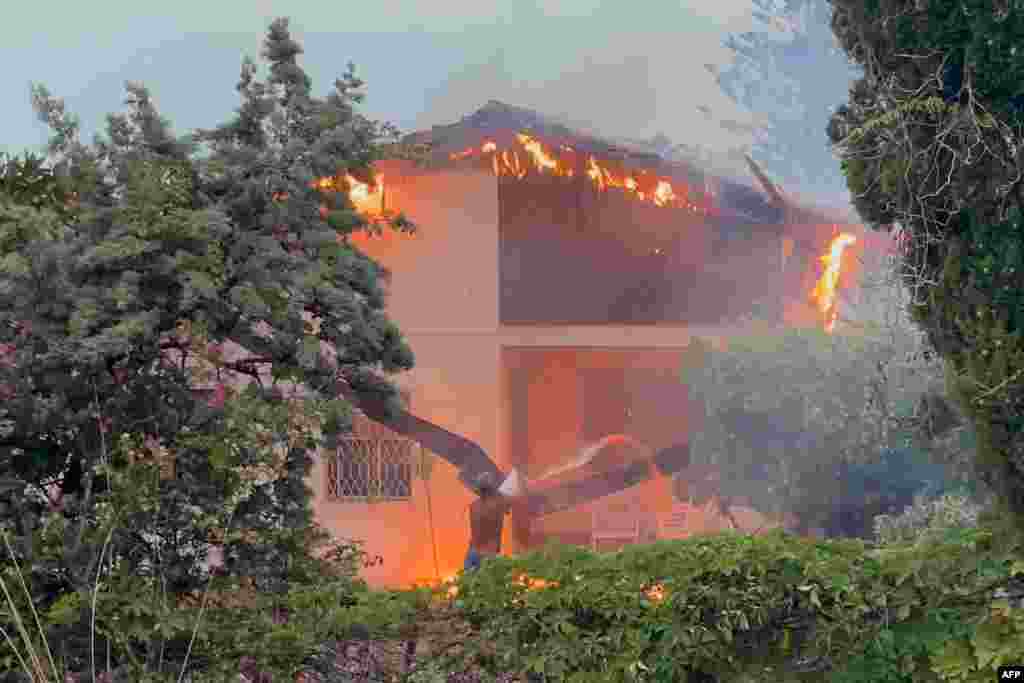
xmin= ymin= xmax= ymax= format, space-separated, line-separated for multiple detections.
xmin=828 ymin=0 xmax=1024 ymax=533
xmin=0 ymin=152 xmax=78 ymax=225
xmin=906 ymin=207 xmax=1024 ymax=529
xmin=893 ymin=0 xmax=1024 ymax=123
xmin=442 ymin=528 xmax=1024 ymax=682
xmin=830 ymin=607 xmax=971 ymax=683
xmin=957 ymin=207 xmax=1024 ymax=334
xmin=0 ymin=17 xmax=416 ymax=679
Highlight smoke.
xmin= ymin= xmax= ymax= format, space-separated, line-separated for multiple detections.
xmin=415 ymin=5 xmax=760 ymax=178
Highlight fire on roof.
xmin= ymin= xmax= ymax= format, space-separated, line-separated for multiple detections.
xmin=307 ymin=100 xmax=865 ymax=335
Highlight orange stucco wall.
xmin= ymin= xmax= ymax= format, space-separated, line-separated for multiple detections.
xmin=309 ymin=332 xmax=505 ymax=587
xmin=311 ymin=162 xmax=506 ymax=588
xmin=348 ymin=160 xmax=499 ymax=333
xmin=524 ymin=351 xmax=582 ymax=479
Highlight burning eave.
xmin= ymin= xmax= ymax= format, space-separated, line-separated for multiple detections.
xmin=399 ymin=100 xmax=718 ymax=216
xmin=396 ymin=101 xmax=838 ymax=230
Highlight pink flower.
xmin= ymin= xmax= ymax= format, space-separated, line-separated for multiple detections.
xmin=0 ymin=343 xmax=15 ymax=368
xmin=208 ymin=383 xmax=227 ymax=408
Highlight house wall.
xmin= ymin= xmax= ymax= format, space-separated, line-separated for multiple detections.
xmin=309 ymin=333 xmax=505 ymax=587
xmin=311 ymin=161 xmax=507 ymax=588
xmin=347 ymin=160 xmax=499 ymax=333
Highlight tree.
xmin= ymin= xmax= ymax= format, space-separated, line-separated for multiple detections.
xmin=827 ymin=0 xmax=1024 ymax=530
xmin=682 ymin=242 xmax=970 ymax=536
xmin=708 ymin=0 xmax=862 ymax=203
xmin=0 ymin=17 xmax=416 ymax=679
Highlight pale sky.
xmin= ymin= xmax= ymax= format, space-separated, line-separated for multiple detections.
xmin=3 ymin=1 xmax=763 ymax=170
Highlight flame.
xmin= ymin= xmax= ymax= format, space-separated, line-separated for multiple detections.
xmin=441 ymin=572 xmax=559 ymax=598
xmin=644 ymin=583 xmax=666 ymax=602
xmin=514 ymin=574 xmax=559 ymax=590
xmin=516 ymin=133 xmax=570 ymax=176
xmin=344 ymin=174 xmax=384 ymax=207
xmin=441 ymin=571 xmax=662 ymax=602
xmin=447 ymin=132 xmax=711 ymax=214
xmin=442 ymin=574 xmax=459 ymax=598
xmin=811 ymin=231 xmax=857 ymax=333
xmin=275 ymin=173 xmax=386 ymax=219
xmin=653 ymin=181 xmax=676 ymax=207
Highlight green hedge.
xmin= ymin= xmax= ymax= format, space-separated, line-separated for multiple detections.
xmin=441 ymin=529 xmax=1024 ymax=682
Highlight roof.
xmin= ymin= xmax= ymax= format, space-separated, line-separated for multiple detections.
xmin=403 ymin=100 xmax=796 ymax=225
xmin=405 ymin=100 xmax=670 ymax=168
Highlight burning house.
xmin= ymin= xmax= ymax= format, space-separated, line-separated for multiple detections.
xmin=293 ymin=100 xmax=870 ymax=588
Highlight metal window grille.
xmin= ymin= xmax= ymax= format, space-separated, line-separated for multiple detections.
xmin=328 ymin=436 xmax=415 ymax=500
xmin=327 ymin=391 xmax=415 ymax=501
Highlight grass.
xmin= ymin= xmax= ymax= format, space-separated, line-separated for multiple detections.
xmin=0 ymin=524 xmax=514 ymax=683
xmin=0 ymin=522 xmax=220 ymax=683
xmin=0 ymin=528 xmax=60 ymax=682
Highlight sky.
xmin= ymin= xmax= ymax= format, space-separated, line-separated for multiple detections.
xmin=2 ymin=0 xmax=762 ymax=175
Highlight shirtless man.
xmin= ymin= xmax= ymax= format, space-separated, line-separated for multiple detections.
xmin=464 ymin=473 xmax=512 ymax=571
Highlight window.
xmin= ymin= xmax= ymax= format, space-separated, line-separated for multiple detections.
xmin=326 ymin=391 xmax=416 ymax=501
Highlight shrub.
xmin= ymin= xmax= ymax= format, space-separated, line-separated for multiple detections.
xmin=873 ymin=493 xmax=986 ymax=546
xmin=440 ymin=528 xmax=1024 ymax=682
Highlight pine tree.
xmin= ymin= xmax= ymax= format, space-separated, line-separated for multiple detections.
xmin=0 ymin=17 xmax=414 ymax=677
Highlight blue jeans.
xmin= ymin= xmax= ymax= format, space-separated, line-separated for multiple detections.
xmin=463 ymin=548 xmax=482 ymax=572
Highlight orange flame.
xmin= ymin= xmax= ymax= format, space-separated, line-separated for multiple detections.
xmin=279 ymin=173 xmax=387 ymax=218
xmin=342 ymin=174 xmax=385 ymax=215
xmin=447 ymin=132 xmax=710 ymax=214
xmin=449 ymin=147 xmax=476 ymax=161
xmin=516 ymin=133 xmax=572 ymax=177
xmin=441 ymin=572 xmax=560 ymax=598
xmin=514 ymin=574 xmax=559 ymax=590
xmin=442 ymin=572 xmax=663 ymax=602
xmin=644 ymin=583 xmax=666 ymax=602
xmin=811 ymin=231 xmax=857 ymax=333
xmin=653 ymin=181 xmax=676 ymax=207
